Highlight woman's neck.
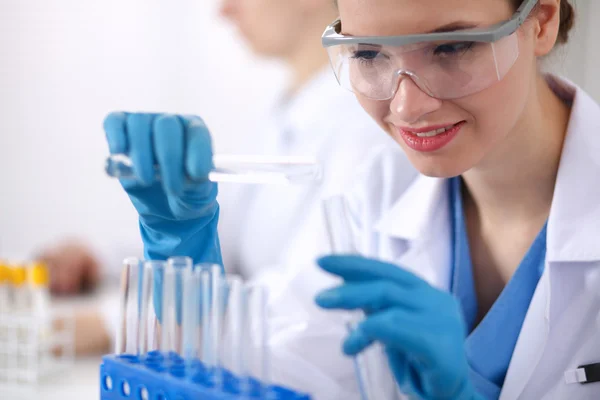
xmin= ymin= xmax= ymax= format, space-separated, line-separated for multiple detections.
xmin=462 ymin=74 xmax=572 ymax=226
xmin=284 ymin=18 xmax=333 ymax=96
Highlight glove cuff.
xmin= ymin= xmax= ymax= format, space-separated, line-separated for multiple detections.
xmin=140 ymin=205 xmax=223 ymax=266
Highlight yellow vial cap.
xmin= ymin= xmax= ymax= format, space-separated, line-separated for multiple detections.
xmin=12 ymin=266 xmax=27 ymax=286
xmin=0 ymin=263 xmax=8 ymax=283
xmin=29 ymin=262 xmax=50 ymax=287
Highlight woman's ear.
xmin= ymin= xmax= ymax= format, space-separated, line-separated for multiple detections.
xmin=532 ymin=0 xmax=562 ymax=57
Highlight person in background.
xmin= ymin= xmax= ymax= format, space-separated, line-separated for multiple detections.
xmin=39 ymin=241 xmax=99 ymax=295
xmin=38 ymin=0 xmax=412 ymax=368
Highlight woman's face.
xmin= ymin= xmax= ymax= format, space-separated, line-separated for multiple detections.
xmin=220 ymin=0 xmax=308 ymax=58
xmin=337 ymin=0 xmax=539 ymax=177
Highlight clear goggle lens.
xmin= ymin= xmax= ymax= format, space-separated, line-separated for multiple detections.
xmin=327 ymin=31 xmax=519 ymax=100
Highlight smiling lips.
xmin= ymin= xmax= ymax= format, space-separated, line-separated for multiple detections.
xmin=396 ymin=121 xmax=465 ymax=152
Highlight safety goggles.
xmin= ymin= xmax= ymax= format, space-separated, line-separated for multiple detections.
xmin=322 ymin=0 xmax=537 ymax=100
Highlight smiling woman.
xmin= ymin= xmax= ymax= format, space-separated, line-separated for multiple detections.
xmin=311 ymin=0 xmax=600 ymax=399
xmin=329 ymin=0 xmax=571 ymax=178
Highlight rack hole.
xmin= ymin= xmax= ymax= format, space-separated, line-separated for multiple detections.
xmin=121 ymin=380 xmax=131 ymax=397
xmin=102 ymin=375 xmax=113 ymax=391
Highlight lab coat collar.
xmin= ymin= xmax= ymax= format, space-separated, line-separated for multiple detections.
xmin=375 ymin=75 xmax=600 ymax=264
xmin=374 ymin=176 xmax=447 ymax=243
xmin=545 ymin=76 xmax=600 ymax=263
xmin=273 ymin=67 xmax=351 ymax=146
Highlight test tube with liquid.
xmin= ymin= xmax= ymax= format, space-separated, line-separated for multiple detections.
xmin=11 ymin=265 xmax=29 ymax=313
xmin=105 ymin=154 xmax=322 ymax=185
xmin=28 ymin=262 xmax=51 ymax=367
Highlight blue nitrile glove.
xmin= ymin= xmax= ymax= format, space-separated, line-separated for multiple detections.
xmin=104 ymin=113 xmax=224 ymax=322
xmin=315 ymin=255 xmax=483 ymax=400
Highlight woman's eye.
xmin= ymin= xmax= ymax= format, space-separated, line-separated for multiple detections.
xmin=433 ymin=42 xmax=475 ymax=56
xmin=351 ymin=50 xmax=380 ymax=61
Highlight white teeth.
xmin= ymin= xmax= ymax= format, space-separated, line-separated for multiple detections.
xmin=414 ymin=126 xmax=453 ymax=137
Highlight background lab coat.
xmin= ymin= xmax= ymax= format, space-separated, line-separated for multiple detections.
xmin=218 ymin=67 xmax=403 ymax=280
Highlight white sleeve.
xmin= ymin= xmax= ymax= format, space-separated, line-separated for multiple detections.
xmin=244 ymin=268 xmax=362 ymax=400
xmin=98 ymin=292 xmax=120 ymax=353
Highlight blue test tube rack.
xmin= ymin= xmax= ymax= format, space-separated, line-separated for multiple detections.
xmin=100 ymin=352 xmax=311 ymax=400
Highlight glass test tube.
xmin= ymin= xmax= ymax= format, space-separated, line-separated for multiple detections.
xmin=224 ymin=276 xmax=244 ymax=378
xmin=323 ymin=196 xmax=370 ymax=400
xmin=144 ymin=260 xmax=166 ymax=354
xmin=162 ymin=257 xmax=192 ymax=355
xmin=322 ymin=195 xmax=358 ymax=254
xmin=323 ymin=195 xmax=402 ymax=400
xmin=115 ymin=257 xmax=142 ymax=355
xmin=137 ymin=261 xmax=153 ymax=356
xmin=159 ymin=265 xmax=173 ymax=354
xmin=200 ymin=267 xmax=211 ymax=366
xmin=210 ymin=264 xmax=223 ymax=388
xmin=244 ymin=282 xmax=270 ymax=397
xmin=182 ymin=268 xmax=201 ymax=365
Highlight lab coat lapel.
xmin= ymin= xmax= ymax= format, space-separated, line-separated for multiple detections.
xmin=498 ymin=266 xmax=550 ymax=400
xmin=519 ymin=263 xmax=600 ymax=399
xmin=501 ymin=78 xmax=600 ymax=399
xmin=374 ymin=176 xmax=453 ymax=291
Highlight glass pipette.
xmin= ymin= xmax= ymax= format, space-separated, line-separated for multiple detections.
xmin=105 ymin=154 xmax=322 ymax=185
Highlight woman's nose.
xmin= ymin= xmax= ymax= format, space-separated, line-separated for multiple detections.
xmin=389 ymin=75 xmax=443 ymax=124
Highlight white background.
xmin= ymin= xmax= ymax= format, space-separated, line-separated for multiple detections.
xmin=0 ymin=0 xmax=598 ymax=262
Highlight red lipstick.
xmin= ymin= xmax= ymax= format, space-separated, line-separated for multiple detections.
xmin=395 ymin=122 xmax=464 ymax=152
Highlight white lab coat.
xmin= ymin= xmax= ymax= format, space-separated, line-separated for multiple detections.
xmin=212 ymin=68 xmax=414 ymax=399
xmin=217 ymin=67 xmax=401 ymax=280
xmin=336 ymin=75 xmax=600 ymax=399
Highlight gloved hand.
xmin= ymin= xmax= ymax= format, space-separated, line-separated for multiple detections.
xmin=103 ymin=112 xmax=223 ymax=267
xmin=315 ymin=255 xmax=482 ymax=400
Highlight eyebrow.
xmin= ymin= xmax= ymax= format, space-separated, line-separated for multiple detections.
xmin=340 ymin=21 xmax=480 ymax=37
xmin=428 ymin=22 xmax=479 ymax=33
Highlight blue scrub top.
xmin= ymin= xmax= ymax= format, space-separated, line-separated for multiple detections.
xmin=449 ymin=177 xmax=547 ymax=400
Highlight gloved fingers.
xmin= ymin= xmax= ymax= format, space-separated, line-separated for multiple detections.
xmin=184 ymin=116 xmax=214 ymax=181
xmin=104 ymin=112 xmax=128 ymax=154
xmin=386 ymin=350 xmax=420 ymax=396
xmin=127 ymin=113 xmax=156 ymax=186
xmin=343 ymin=309 xmax=436 ymax=365
xmin=317 ymin=255 xmax=426 ymax=288
xmin=315 ymin=281 xmax=423 ymax=313
xmin=154 ymin=115 xmax=185 ymax=196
